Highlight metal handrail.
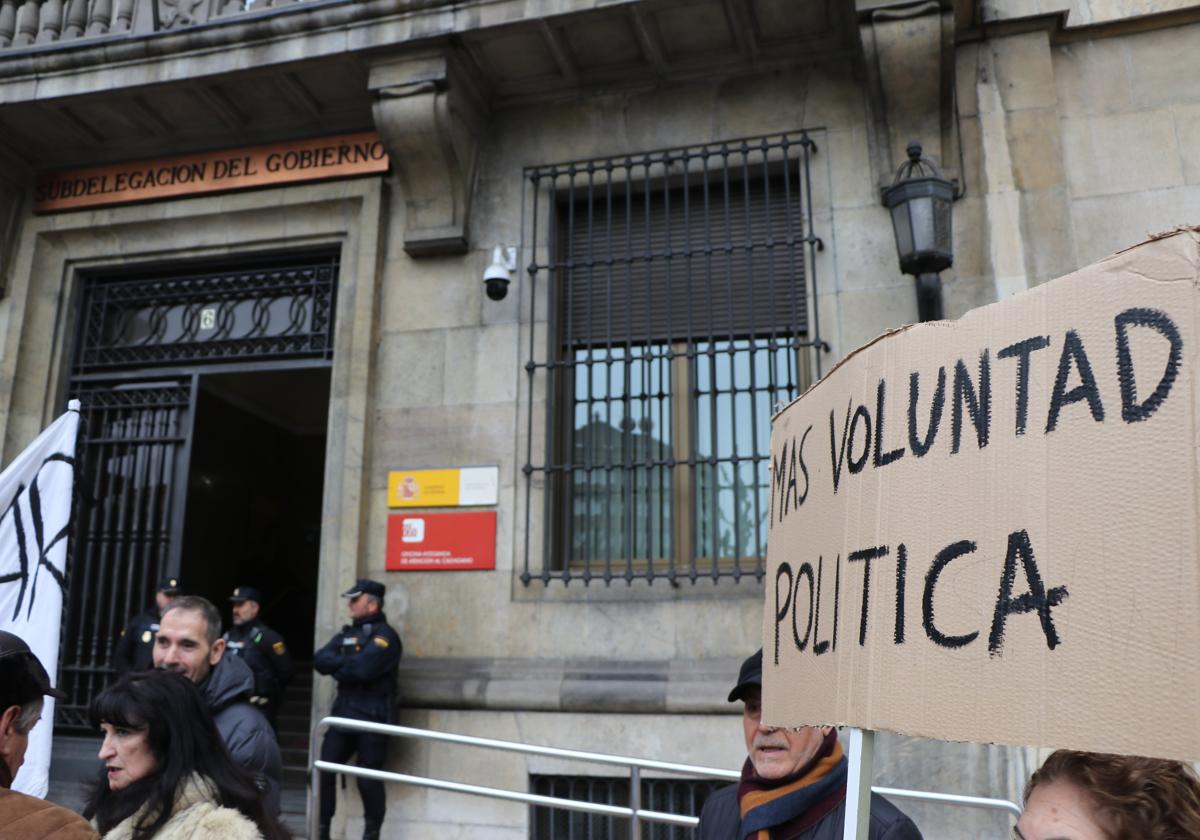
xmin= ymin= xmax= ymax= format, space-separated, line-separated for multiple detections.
xmin=309 ymin=717 xmax=1021 ymax=837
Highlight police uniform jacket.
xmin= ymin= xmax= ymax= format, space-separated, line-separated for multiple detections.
xmin=313 ymin=612 xmax=402 ymax=723
xmin=224 ymin=619 xmax=294 ymax=700
xmin=112 ymin=611 xmax=159 ymax=673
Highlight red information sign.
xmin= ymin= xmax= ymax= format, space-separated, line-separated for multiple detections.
xmin=385 ymin=511 xmax=496 ymax=572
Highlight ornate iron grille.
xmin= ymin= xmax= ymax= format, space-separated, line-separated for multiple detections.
xmin=521 ymin=133 xmax=825 ymax=586
xmin=57 ymin=380 xmax=194 ymax=727
xmin=529 ymin=775 xmax=725 ymax=840
xmin=74 ymin=252 xmax=338 ymax=371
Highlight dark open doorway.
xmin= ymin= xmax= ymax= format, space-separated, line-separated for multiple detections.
xmin=179 ymin=366 xmax=330 ymax=658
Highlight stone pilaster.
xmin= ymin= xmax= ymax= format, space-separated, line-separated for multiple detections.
xmin=368 ymin=49 xmax=487 ymax=257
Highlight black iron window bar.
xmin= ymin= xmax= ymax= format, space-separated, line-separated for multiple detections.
xmin=520 ymin=132 xmax=826 ymax=587
xmin=529 ymin=774 xmax=725 ymax=840
xmin=74 ymin=252 xmax=338 ymax=372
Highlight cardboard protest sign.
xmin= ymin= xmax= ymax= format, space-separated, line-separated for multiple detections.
xmin=762 ymin=228 xmax=1200 ymax=761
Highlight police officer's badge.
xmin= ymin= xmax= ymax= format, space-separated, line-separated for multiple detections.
xmin=141 ymin=630 xmax=152 ymax=643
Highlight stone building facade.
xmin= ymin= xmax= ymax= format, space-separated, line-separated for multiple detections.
xmin=0 ymin=0 xmax=1197 ymax=836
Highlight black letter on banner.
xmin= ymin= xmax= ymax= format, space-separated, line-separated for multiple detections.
xmin=952 ymin=351 xmax=991 ymax=453
xmin=850 ymin=546 xmax=888 ymax=646
xmin=796 ymin=426 xmax=811 ymax=506
xmin=894 ymin=543 xmax=908 ymax=644
xmin=774 ymin=563 xmax=793 ymax=664
xmin=829 ymin=400 xmax=852 ymax=494
xmin=923 ymin=540 xmax=980 ymax=649
xmin=847 ymin=406 xmax=872 ymax=475
xmin=1115 ymin=308 xmax=1183 ymax=423
xmin=772 ymin=440 xmax=789 ymax=525
xmin=998 ymin=336 xmax=1051 ymax=435
xmin=793 ymin=562 xmax=816 ymax=652
xmin=874 ymin=380 xmax=905 ymax=467
xmin=988 ymin=529 xmax=1069 ymax=656
xmin=814 ymin=556 xmax=830 ymax=655
xmin=908 ymin=368 xmax=946 ymax=457
xmin=1046 ymin=330 xmax=1105 ymax=433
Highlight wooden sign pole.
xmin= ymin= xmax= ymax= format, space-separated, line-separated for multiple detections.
xmin=843 ymin=727 xmax=874 ymax=840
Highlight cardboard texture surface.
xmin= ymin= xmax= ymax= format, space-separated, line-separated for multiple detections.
xmin=762 ymin=228 xmax=1200 ymax=761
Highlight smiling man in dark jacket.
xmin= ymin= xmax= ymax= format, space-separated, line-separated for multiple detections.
xmin=697 ymin=650 xmax=922 ymax=840
xmin=153 ymin=595 xmax=283 ymax=815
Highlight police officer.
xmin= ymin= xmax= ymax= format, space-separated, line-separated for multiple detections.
xmin=223 ymin=585 xmax=294 ymax=728
xmin=112 ymin=577 xmax=182 ymax=673
xmin=314 ymin=579 xmax=401 ymax=840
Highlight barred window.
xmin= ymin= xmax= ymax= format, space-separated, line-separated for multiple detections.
xmin=528 ymin=774 xmax=726 ymax=840
xmin=521 ymin=134 xmax=824 ymax=586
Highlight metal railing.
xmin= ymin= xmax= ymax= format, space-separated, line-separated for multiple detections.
xmin=309 ymin=717 xmax=1022 ymax=837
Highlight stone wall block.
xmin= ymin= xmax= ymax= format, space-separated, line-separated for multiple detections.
xmin=1052 ymin=39 xmax=1133 ymax=117
xmin=827 ymin=127 xmax=874 ymax=209
xmin=1171 ymin=103 xmax=1200 ymax=185
xmin=1060 ymin=110 xmax=1183 ymax=199
xmin=990 ymin=31 xmax=1057 ymax=112
xmin=1005 ymin=107 xmax=1065 ymax=192
xmin=713 ymin=69 xmax=809 ymax=140
xmin=1069 ymin=185 xmax=1200 ymax=266
xmin=950 ymin=193 xmax=986 ymax=280
xmin=1125 ymin=23 xmax=1200 ymax=109
xmin=376 ymin=328 xmax=447 ymax=409
xmin=1019 ymin=186 xmax=1075 ymax=284
xmin=442 ymin=322 xmax=520 ymax=406
xmin=833 ymin=284 xmax=918 ymax=357
xmin=381 ymin=254 xmax=482 ymax=332
xmin=828 ymin=204 xmax=899 ymax=292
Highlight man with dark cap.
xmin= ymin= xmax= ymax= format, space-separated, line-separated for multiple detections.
xmin=0 ymin=631 xmax=98 ymax=838
xmin=223 ymin=585 xmax=294 ymax=728
xmin=112 ymin=576 xmax=182 ymax=673
xmin=314 ymin=579 xmax=402 ymax=840
xmin=696 ymin=650 xmax=922 ymax=840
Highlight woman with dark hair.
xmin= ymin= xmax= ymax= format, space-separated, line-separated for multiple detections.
xmin=1016 ymin=749 xmax=1200 ymax=840
xmin=83 ymin=669 xmax=289 ymax=840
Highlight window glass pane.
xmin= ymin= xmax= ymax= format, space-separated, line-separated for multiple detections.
xmin=570 ymin=345 xmax=672 ymax=567
xmin=694 ymin=339 xmax=796 ymax=563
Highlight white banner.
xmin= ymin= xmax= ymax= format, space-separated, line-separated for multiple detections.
xmin=0 ymin=401 xmax=80 ymax=797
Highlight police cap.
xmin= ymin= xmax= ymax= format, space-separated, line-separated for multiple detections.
xmin=157 ymin=577 xmax=183 ymax=595
xmin=229 ymin=585 xmax=263 ymax=603
xmin=341 ymin=579 xmax=385 ymax=599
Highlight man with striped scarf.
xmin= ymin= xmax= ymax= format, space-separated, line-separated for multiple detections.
xmin=697 ymin=650 xmax=922 ymax=840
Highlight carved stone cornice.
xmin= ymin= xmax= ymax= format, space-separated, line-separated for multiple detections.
xmin=368 ymin=49 xmax=486 ymax=258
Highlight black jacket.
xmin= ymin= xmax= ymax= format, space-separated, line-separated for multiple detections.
xmin=696 ymin=784 xmax=923 ymax=840
xmin=200 ymin=653 xmax=283 ymax=814
xmin=224 ymin=619 xmax=294 ymax=701
xmin=112 ymin=611 xmax=159 ymax=673
xmin=314 ymin=612 xmax=402 ymax=723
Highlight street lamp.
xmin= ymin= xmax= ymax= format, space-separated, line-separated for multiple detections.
xmin=884 ymin=141 xmax=954 ymax=322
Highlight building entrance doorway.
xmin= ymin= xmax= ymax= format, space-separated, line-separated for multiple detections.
xmin=58 ymin=250 xmax=338 ymax=729
xmin=180 ymin=367 xmax=329 ymax=659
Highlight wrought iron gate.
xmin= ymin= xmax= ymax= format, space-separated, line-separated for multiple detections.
xmin=58 ymin=251 xmax=338 ymax=727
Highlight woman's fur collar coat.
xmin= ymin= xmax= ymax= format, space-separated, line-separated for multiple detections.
xmin=97 ymin=774 xmax=262 ymax=840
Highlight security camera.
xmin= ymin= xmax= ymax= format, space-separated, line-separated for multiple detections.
xmin=483 ymin=246 xmax=517 ymax=302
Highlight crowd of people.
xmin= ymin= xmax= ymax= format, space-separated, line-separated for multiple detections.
xmin=4 ymin=591 xmax=1200 ymax=838
xmin=1 ymin=574 xmax=401 ymax=839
